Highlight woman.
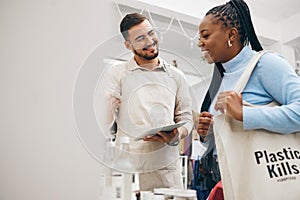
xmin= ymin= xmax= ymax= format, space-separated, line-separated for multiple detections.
xmin=196 ymin=0 xmax=300 ymax=198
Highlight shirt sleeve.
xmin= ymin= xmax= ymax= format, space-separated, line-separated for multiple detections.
xmin=100 ymin=64 xmax=124 ymax=130
xmin=243 ymin=53 xmax=300 ymax=134
xmin=172 ymin=68 xmax=194 ymax=139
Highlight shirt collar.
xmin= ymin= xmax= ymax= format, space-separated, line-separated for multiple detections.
xmin=222 ymin=45 xmax=256 ymax=73
xmin=127 ymin=57 xmax=167 ymax=72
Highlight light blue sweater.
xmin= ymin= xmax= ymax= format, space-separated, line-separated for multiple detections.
xmin=209 ymin=46 xmax=300 ymax=134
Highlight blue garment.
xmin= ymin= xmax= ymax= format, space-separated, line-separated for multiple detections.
xmin=210 ymin=45 xmax=300 ymax=134
xmin=199 ymin=46 xmax=300 ymax=199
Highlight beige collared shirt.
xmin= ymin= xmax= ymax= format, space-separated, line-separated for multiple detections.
xmin=102 ymin=57 xmax=193 ymax=171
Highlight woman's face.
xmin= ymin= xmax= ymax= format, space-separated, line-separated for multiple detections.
xmin=198 ymin=14 xmax=231 ymax=64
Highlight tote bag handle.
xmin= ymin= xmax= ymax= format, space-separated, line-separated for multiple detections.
xmin=234 ymin=51 xmax=266 ymax=93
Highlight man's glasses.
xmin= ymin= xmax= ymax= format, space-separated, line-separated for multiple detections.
xmin=128 ymin=30 xmax=157 ymax=45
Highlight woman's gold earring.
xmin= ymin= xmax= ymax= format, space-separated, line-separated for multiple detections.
xmin=228 ymin=40 xmax=232 ymax=47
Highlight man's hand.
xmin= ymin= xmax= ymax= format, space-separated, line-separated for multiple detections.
xmin=106 ymin=94 xmax=121 ymax=123
xmin=109 ymin=93 xmax=121 ymax=113
xmin=143 ymin=128 xmax=179 ymax=144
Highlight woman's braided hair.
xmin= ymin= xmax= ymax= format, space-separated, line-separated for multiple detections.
xmin=206 ymin=0 xmax=263 ymax=51
xmin=202 ymin=1 xmax=263 ymax=104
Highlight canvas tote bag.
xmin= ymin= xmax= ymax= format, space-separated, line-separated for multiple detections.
xmin=213 ymin=51 xmax=300 ymax=200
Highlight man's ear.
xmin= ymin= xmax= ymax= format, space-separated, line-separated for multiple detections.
xmin=125 ymin=41 xmax=132 ymax=50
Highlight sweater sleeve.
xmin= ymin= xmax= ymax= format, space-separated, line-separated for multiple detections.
xmin=243 ymin=53 xmax=300 ymax=134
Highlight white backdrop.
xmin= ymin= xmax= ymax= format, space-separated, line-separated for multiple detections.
xmin=0 ymin=0 xmax=120 ymax=199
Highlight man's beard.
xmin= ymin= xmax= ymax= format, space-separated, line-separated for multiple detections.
xmin=133 ymin=42 xmax=159 ymax=60
xmin=133 ymin=49 xmax=159 ymax=60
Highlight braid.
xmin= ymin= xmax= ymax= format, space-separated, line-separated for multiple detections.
xmin=206 ymin=0 xmax=263 ymax=51
xmin=229 ymin=0 xmax=263 ymax=51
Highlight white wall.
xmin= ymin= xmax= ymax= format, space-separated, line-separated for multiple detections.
xmin=0 ymin=0 xmax=120 ymax=199
xmin=134 ymin=0 xmax=300 ymax=67
xmin=281 ymin=12 xmax=300 ymax=44
xmin=135 ymin=0 xmax=282 ymax=42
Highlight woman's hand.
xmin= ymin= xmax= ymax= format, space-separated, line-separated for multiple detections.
xmin=214 ymin=91 xmax=243 ymax=121
xmin=196 ymin=111 xmax=214 ymax=139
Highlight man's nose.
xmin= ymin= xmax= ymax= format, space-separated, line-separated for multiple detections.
xmin=145 ymin=35 xmax=155 ymax=45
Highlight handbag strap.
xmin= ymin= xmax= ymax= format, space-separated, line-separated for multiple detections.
xmin=233 ymin=51 xmax=266 ymax=93
xmin=234 ymin=50 xmax=280 ymax=107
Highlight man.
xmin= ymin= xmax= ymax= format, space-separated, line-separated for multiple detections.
xmin=104 ymin=13 xmax=193 ymax=191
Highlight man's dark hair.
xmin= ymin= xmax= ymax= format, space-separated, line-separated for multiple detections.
xmin=120 ymin=13 xmax=148 ymax=40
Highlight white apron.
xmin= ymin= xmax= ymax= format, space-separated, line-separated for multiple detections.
xmin=115 ymin=67 xmax=183 ymax=191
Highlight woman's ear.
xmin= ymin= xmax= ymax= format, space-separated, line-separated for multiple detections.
xmin=228 ymin=27 xmax=239 ymax=41
xmin=125 ymin=41 xmax=132 ymax=50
